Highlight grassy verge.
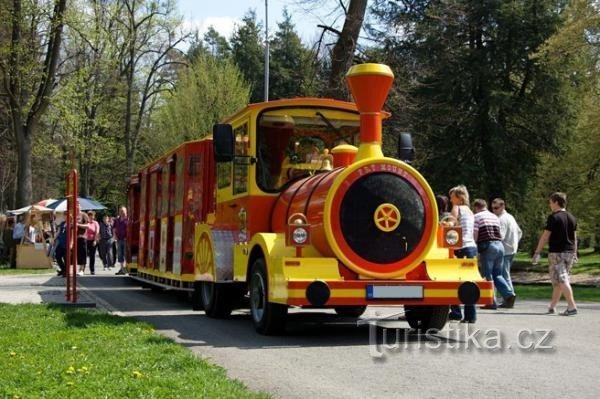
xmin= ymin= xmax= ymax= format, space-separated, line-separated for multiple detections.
xmin=514 ymin=284 xmax=600 ymax=302
xmin=0 ymin=304 xmax=268 ymax=399
xmin=0 ymin=264 xmax=54 ymax=275
xmin=513 ymin=247 xmax=600 ymax=275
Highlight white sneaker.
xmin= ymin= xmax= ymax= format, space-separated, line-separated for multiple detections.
xmin=78 ymin=271 xmax=84 ymax=276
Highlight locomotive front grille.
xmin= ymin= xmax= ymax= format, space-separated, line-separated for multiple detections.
xmin=339 ymin=172 xmax=425 ymax=264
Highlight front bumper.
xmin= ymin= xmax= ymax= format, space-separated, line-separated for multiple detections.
xmin=286 ymin=279 xmax=494 ymax=307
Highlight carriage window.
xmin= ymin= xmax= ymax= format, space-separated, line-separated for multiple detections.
xmin=256 ymin=109 xmax=360 ymax=192
xmin=233 ymin=123 xmax=249 ymax=195
xmin=189 ymin=155 xmax=202 ymax=176
xmin=175 ymin=156 xmax=184 ymax=213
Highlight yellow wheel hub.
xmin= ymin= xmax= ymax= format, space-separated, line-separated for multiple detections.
xmin=373 ymin=203 xmax=401 ymax=232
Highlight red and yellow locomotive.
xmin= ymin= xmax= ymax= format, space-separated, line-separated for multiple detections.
xmin=126 ymin=63 xmax=493 ymax=334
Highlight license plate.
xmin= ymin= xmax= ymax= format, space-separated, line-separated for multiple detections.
xmin=366 ymin=285 xmax=424 ymax=300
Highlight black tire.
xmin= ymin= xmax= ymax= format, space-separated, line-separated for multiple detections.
xmin=404 ymin=305 xmax=449 ymax=333
xmin=249 ymin=258 xmax=287 ymax=335
xmin=334 ymin=306 xmax=367 ymax=317
xmin=201 ymin=281 xmax=233 ymax=318
xmin=191 ymin=281 xmax=203 ymax=311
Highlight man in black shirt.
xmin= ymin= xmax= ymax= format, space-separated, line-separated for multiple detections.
xmin=532 ymin=192 xmax=578 ymax=316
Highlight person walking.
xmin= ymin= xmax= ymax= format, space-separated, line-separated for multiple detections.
xmin=76 ymin=213 xmax=89 ymax=276
xmin=447 ymin=185 xmax=478 ymax=323
xmin=98 ymin=214 xmax=114 ymax=270
xmin=532 ymin=192 xmax=578 ymax=316
xmin=474 ymin=199 xmax=516 ymax=309
xmin=85 ymin=211 xmax=100 ymax=275
xmin=54 ymin=216 xmax=67 ymax=277
xmin=492 ymin=198 xmax=522 ymax=291
xmin=113 ymin=206 xmax=128 ymax=275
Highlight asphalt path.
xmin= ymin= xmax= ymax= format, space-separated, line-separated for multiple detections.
xmin=75 ymin=273 xmax=598 ymax=398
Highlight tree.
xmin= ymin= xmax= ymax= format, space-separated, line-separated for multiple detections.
xmin=116 ymin=0 xmax=187 ymax=176
xmin=48 ymin=0 xmax=126 ymax=198
xmin=323 ymin=0 xmax=367 ymax=100
xmin=144 ymin=55 xmax=249 ymax=158
xmin=204 ymin=26 xmax=231 ymax=60
xmin=0 ymin=0 xmax=68 ymax=207
xmin=269 ymin=9 xmax=317 ymax=99
xmin=370 ymin=0 xmax=570 ymax=205
xmin=230 ymin=10 xmax=265 ymax=103
xmin=524 ymin=0 xmax=600 ymax=250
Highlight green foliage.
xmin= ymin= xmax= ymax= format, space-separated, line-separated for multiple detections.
xmin=269 ymin=9 xmax=318 ymax=99
xmin=523 ymin=0 xmax=600 ymax=249
xmin=230 ymin=10 xmax=266 ymax=103
xmin=371 ymin=0 xmax=570 ymax=206
xmin=144 ymin=56 xmax=250 ymax=160
xmin=0 ymin=304 xmax=269 ymax=398
xmin=204 ymin=26 xmax=232 ymax=60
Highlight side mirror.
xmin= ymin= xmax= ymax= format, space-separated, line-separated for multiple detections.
xmin=213 ymin=124 xmax=234 ymax=162
xmin=398 ymin=132 xmax=415 ymax=162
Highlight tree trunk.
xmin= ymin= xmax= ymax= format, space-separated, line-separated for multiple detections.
xmin=15 ymin=125 xmax=32 ymax=207
xmin=326 ymin=0 xmax=367 ymax=100
xmin=6 ymin=0 xmax=68 ymax=207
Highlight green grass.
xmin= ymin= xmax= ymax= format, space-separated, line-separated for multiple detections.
xmin=0 ymin=304 xmax=269 ymax=399
xmin=514 ymin=284 xmax=600 ymax=302
xmin=513 ymin=247 xmax=600 ymax=275
xmin=0 ymin=264 xmax=55 ymax=275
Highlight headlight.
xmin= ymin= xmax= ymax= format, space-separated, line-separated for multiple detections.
xmin=292 ymin=227 xmax=308 ymax=244
xmin=445 ymin=229 xmax=460 ymax=246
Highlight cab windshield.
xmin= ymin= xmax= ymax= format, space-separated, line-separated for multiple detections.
xmin=256 ymin=108 xmax=360 ymax=192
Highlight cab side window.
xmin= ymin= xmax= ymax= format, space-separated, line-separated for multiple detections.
xmin=233 ymin=123 xmax=249 ymax=195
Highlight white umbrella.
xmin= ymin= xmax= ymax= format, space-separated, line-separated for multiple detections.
xmin=8 ymin=204 xmax=54 ymax=215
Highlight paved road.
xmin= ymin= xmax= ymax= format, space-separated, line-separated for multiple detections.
xmin=2 ymin=271 xmax=599 ymax=398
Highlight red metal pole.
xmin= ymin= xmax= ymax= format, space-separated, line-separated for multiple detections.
xmin=72 ymin=170 xmax=78 ymax=303
xmin=65 ymin=173 xmax=71 ymax=302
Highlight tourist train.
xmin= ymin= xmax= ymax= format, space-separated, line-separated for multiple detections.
xmin=125 ymin=63 xmax=493 ymax=334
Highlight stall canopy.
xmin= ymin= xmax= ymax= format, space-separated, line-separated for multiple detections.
xmin=7 ymin=204 xmax=54 ymax=215
xmin=46 ymin=197 xmax=107 ymax=212
xmin=35 ymin=198 xmax=58 ymax=207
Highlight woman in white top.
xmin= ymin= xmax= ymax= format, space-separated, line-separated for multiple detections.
xmin=448 ymin=185 xmax=479 ymax=323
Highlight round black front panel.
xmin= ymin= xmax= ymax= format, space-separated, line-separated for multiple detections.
xmin=339 ymin=172 xmax=425 ymax=264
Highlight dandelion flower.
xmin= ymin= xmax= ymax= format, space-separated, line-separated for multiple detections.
xmin=131 ymin=370 xmax=143 ymax=378
xmin=66 ymin=366 xmax=75 ymax=375
xmin=9 ymin=351 xmax=16 ymax=356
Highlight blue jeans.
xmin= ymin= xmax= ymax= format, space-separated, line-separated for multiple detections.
xmin=479 ymin=241 xmax=514 ymax=300
xmin=116 ymin=239 xmax=126 ymax=264
xmin=502 ymin=254 xmax=514 ymax=291
xmin=450 ymin=246 xmax=478 ymax=321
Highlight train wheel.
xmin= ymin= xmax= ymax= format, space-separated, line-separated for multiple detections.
xmin=249 ymin=258 xmax=287 ymax=335
xmin=404 ymin=305 xmax=448 ymax=333
xmin=334 ymin=306 xmax=367 ymax=317
xmin=201 ymin=281 xmax=232 ymax=318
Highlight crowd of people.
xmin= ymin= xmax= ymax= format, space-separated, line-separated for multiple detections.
xmin=0 ymin=206 xmax=128 ymax=277
xmin=437 ymin=187 xmax=578 ymax=323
